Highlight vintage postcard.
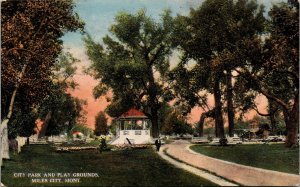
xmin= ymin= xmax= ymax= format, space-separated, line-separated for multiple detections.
xmin=1 ymin=0 xmax=299 ymax=186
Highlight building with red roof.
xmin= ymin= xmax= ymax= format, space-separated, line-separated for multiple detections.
xmin=120 ymin=108 xmax=147 ymax=118
xmin=110 ymin=108 xmax=152 ymax=145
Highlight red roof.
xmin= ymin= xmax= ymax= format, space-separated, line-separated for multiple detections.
xmin=72 ymin=131 xmax=82 ymax=134
xmin=121 ymin=108 xmax=147 ymax=118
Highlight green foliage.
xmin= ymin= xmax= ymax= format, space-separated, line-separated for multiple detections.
xmin=252 ymin=115 xmax=270 ymax=124
xmin=105 ymin=95 xmax=135 ymax=118
xmin=8 ymin=105 xmax=37 ymax=139
xmin=234 ymin=119 xmax=250 ymax=130
xmin=38 ymin=90 xmax=86 ymax=136
xmin=51 ymin=51 xmax=79 ymax=90
xmin=231 ymin=1 xmax=298 ymax=146
xmin=70 ymin=124 xmax=93 ymax=137
xmin=94 ymin=111 xmax=108 ymax=136
xmin=84 ymin=9 xmax=177 ymax=137
xmin=37 ymin=50 xmax=87 ymax=136
xmin=170 ymin=0 xmax=266 ymax=139
xmin=1 ymin=0 xmax=84 ymax=118
xmin=201 ymin=119 xmax=215 ymax=136
xmin=161 ymin=110 xmax=193 ymax=135
xmin=158 ymin=102 xmax=173 ymax=130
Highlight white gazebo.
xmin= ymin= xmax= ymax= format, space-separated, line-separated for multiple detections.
xmin=109 ymin=108 xmax=152 ymax=145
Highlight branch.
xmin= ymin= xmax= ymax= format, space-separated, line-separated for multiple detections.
xmin=196 ymin=93 xmax=210 ymax=110
xmin=235 ymin=68 xmax=290 ymax=111
xmin=149 ymin=44 xmax=165 ymax=66
xmin=4 ymin=47 xmax=44 ymax=59
xmin=273 ymin=69 xmax=299 ymax=85
xmin=253 ymin=105 xmax=279 ymax=117
xmin=7 ymin=64 xmax=28 ymax=120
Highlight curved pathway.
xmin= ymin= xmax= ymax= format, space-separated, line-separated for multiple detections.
xmin=159 ymin=140 xmax=299 ymax=186
xmin=158 ymin=146 xmax=237 ymax=186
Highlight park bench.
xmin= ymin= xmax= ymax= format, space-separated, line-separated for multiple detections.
xmin=209 ymin=138 xmax=220 ymax=145
xmin=191 ymin=136 xmax=210 ymax=144
xmin=29 ymin=137 xmax=48 ymax=145
xmin=227 ymin=135 xmax=242 ymax=145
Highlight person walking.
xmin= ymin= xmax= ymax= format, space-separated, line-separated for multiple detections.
xmin=155 ymin=137 xmax=161 ymax=152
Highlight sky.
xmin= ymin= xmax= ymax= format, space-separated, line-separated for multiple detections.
xmin=62 ymin=0 xmax=283 ymax=129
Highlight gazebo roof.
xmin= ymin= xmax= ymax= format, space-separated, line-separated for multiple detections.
xmin=119 ymin=108 xmax=148 ymax=119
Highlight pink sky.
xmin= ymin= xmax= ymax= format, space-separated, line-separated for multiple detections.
xmin=70 ymin=74 xmax=110 ymax=129
xmin=66 ymin=46 xmax=268 ymax=130
xmin=70 ymin=72 xmax=268 ymax=130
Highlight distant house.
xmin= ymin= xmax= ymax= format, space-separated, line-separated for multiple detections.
xmin=72 ymin=131 xmax=84 ymax=138
xmin=249 ymin=120 xmax=270 ymax=139
xmin=109 ymin=108 xmax=152 ymax=145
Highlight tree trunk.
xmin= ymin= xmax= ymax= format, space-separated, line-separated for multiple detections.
xmin=198 ymin=114 xmax=206 ymax=137
xmin=226 ymin=72 xmax=234 ymax=137
xmin=1 ymin=64 xmax=27 ymax=161
xmin=147 ymin=64 xmax=160 ymax=138
xmin=1 ymin=84 xmax=18 ymax=161
xmin=268 ymin=99 xmax=278 ymax=133
xmin=284 ymin=94 xmax=299 ymax=147
xmin=198 ymin=108 xmax=215 ymax=137
xmin=0 ymin=119 xmax=10 ymax=161
xmin=38 ymin=111 xmax=52 ymax=138
xmin=151 ymin=109 xmax=159 ymax=138
xmin=213 ymin=79 xmax=225 ymax=138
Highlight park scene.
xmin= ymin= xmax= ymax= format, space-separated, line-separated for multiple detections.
xmin=0 ymin=0 xmax=299 ymax=186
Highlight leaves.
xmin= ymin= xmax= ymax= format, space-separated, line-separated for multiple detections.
xmin=1 ymin=0 xmax=84 ymax=117
xmin=84 ymin=9 xmax=176 ymax=119
xmin=94 ymin=111 xmax=108 ymax=136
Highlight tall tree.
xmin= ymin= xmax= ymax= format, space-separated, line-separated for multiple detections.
xmin=37 ymin=51 xmax=84 ymax=138
xmin=8 ymin=104 xmax=37 ymax=140
xmin=84 ymin=9 xmax=176 ymax=138
xmin=168 ymin=61 xmax=211 ymax=137
xmin=38 ymin=90 xmax=86 ymax=136
xmin=235 ymin=1 xmax=299 ymax=147
xmin=94 ymin=111 xmax=108 ymax=136
xmin=161 ymin=106 xmax=193 ymax=136
xmin=172 ymin=0 xmax=265 ymax=138
xmin=1 ymin=0 xmax=84 ymax=159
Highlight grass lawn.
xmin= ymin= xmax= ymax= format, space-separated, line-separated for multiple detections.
xmin=190 ymin=144 xmax=299 ymax=174
xmin=2 ymin=144 xmax=216 ymax=186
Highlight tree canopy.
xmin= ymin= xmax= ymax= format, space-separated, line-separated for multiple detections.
xmin=1 ymin=0 xmax=84 ymax=159
xmin=171 ymin=0 xmax=265 ymax=138
xmin=94 ymin=111 xmax=108 ymax=136
xmin=1 ymin=0 xmax=84 ymax=117
xmin=84 ymin=9 xmax=176 ymax=137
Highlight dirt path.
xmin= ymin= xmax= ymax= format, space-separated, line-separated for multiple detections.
xmin=159 ymin=140 xmax=299 ymax=186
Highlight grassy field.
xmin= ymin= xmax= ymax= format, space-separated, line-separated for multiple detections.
xmin=1 ymin=144 xmax=216 ymax=186
xmin=190 ymin=144 xmax=299 ymax=174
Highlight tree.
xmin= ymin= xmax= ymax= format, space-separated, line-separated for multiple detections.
xmin=70 ymin=124 xmax=93 ymax=137
xmin=84 ymin=9 xmax=176 ymax=138
xmin=94 ymin=111 xmax=108 ymax=136
xmin=168 ymin=61 xmax=211 ymax=137
xmin=38 ymin=90 xmax=86 ymax=136
xmin=1 ymin=0 xmax=84 ymax=159
xmin=37 ymin=51 xmax=86 ymax=137
xmin=234 ymin=1 xmax=299 ymax=147
xmin=161 ymin=109 xmax=193 ymax=135
xmin=8 ymin=104 xmax=37 ymax=139
xmin=172 ymin=0 xmax=265 ymax=138
xmin=157 ymin=102 xmax=173 ymax=132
